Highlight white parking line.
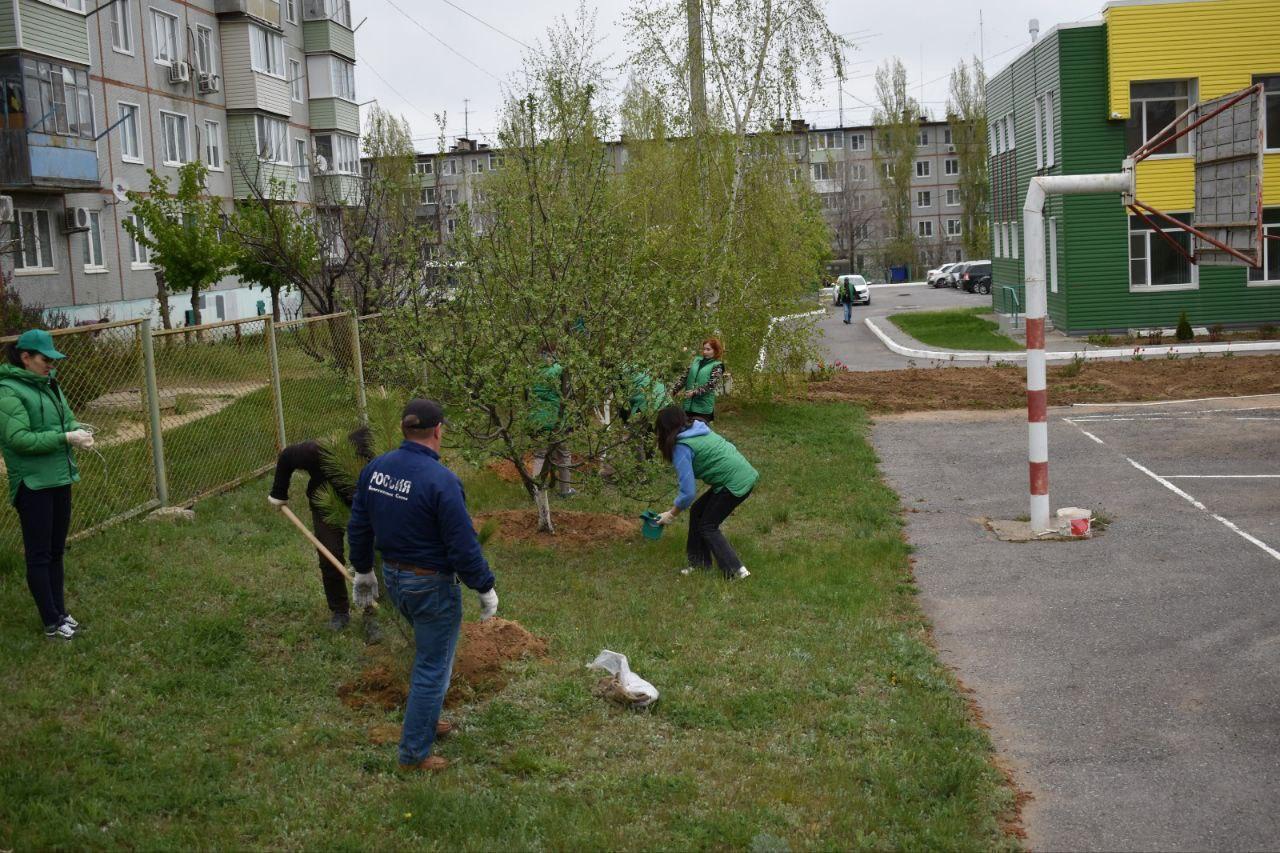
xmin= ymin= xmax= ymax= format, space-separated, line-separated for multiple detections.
xmin=1071 ymin=393 xmax=1280 ymax=408
xmin=1163 ymin=474 xmax=1280 ymax=479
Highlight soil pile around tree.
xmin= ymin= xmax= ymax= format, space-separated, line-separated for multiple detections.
xmin=809 ymin=356 xmax=1280 ymax=413
xmin=474 ymin=509 xmax=635 ymax=547
xmin=339 ymin=617 xmax=550 ymax=714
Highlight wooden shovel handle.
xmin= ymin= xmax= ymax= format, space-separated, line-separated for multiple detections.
xmin=279 ymin=503 xmax=354 ymax=582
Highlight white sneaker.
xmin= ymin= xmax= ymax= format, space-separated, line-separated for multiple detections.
xmin=732 ymin=566 xmax=751 ymax=580
xmin=45 ymin=622 xmax=75 ymax=640
xmin=679 ymin=566 xmax=697 ymax=576
xmin=61 ymin=614 xmax=80 ymax=630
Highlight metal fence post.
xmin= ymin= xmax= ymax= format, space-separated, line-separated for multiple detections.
xmin=265 ymin=318 xmax=288 ymax=451
xmin=139 ymin=319 xmax=169 ymax=507
xmin=350 ymin=312 xmax=368 ymax=425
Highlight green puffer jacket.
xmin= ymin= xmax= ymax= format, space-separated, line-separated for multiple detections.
xmin=0 ymin=364 xmax=80 ymax=503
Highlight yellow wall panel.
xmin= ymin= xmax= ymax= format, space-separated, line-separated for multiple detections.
xmin=1106 ymin=0 xmax=1280 ymax=119
xmin=1135 ymin=158 xmax=1195 ymax=211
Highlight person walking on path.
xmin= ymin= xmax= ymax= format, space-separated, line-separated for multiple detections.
xmin=0 ymin=330 xmax=95 ymax=640
xmin=268 ymin=427 xmax=380 ymax=641
xmin=348 ymin=399 xmax=498 ymax=772
xmin=653 ymin=405 xmax=758 ymax=580
xmin=837 ymin=277 xmax=855 ymax=324
xmin=679 ymin=338 xmax=725 ymax=423
xmin=529 ymin=345 xmax=574 ymax=496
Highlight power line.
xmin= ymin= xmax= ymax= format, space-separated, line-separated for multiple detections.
xmin=380 ymin=0 xmax=505 ymax=83
xmin=435 ymin=0 xmax=533 ymax=50
xmin=356 ymin=50 xmax=440 ymax=126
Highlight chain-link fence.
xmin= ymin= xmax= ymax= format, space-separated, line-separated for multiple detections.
xmin=0 ymin=312 xmax=374 ymax=556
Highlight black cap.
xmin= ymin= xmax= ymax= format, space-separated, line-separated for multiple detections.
xmin=402 ymin=398 xmax=446 ymax=430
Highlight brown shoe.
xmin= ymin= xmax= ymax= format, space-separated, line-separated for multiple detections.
xmin=398 ymin=755 xmax=448 ymax=772
xmin=436 ymin=720 xmax=454 ymax=738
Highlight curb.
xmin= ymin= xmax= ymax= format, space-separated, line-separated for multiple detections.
xmin=863 ymin=317 xmax=1280 ymax=363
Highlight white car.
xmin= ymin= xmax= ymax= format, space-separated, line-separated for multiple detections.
xmin=928 ymin=262 xmax=958 ymax=287
xmin=833 ymin=274 xmax=871 ymax=306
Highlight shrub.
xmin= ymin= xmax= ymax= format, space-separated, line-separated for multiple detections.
xmin=1175 ymin=310 xmax=1194 ymax=342
xmin=1086 ymin=334 xmax=1115 ymax=347
xmin=1059 ymin=355 xmax=1086 ymax=378
xmin=1208 ymin=323 xmax=1226 ymax=342
xmin=1145 ymin=329 xmax=1164 ymax=345
xmin=0 ymin=282 xmax=47 ymax=337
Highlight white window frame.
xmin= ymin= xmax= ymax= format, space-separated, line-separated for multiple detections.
xmin=151 ymin=9 xmax=179 ymax=66
xmin=44 ymin=0 xmax=85 ymax=11
xmin=917 ymin=220 xmax=934 ymax=238
xmin=421 ymin=186 xmax=437 ymax=205
xmin=1258 ymin=76 xmax=1280 ymax=152
xmin=1129 ymin=212 xmax=1199 ymax=291
xmin=1247 ymin=212 xmax=1280 ymax=285
xmin=917 ymin=129 xmax=929 ymax=146
xmin=330 ymin=58 xmax=355 ymax=101
xmin=109 ymin=0 xmax=133 ymax=54
xmin=83 ymin=210 xmax=106 ymax=272
xmin=1011 ymin=222 xmax=1020 ymax=259
xmin=944 ymin=158 xmax=959 ymax=176
xmin=916 ymin=190 xmax=931 ymax=208
xmin=811 ymin=162 xmax=830 ymax=181
xmin=915 ymin=160 xmax=930 ymax=178
xmin=1129 ymin=80 xmax=1194 ymax=158
xmin=848 ymin=163 xmax=867 ymax=181
xmin=849 ymin=133 xmax=866 ymax=151
xmin=1043 ymin=92 xmax=1056 ymax=167
xmin=442 ymin=158 xmax=459 ymax=176
xmin=124 ymin=214 xmax=153 ymax=269
xmin=204 ymin=119 xmax=222 ymax=171
xmin=1005 ymin=113 xmax=1016 ymax=150
xmin=1048 ymin=217 xmax=1059 ymax=293
xmin=289 ymin=59 xmax=304 ymax=102
xmin=285 ymin=0 xmax=297 ymax=24
xmin=442 ymin=187 xmax=460 ymax=206
xmin=470 ymin=157 xmax=483 ymax=174
xmin=250 ymin=25 xmax=286 ymax=78
xmin=946 ymin=218 xmax=961 ymax=237
xmin=294 ymin=136 xmax=309 ymax=182
xmin=12 ymin=209 xmax=55 ymax=273
xmin=1033 ymin=95 xmax=1045 ymax=169
xmin=255 ymin=114 xmax=289 ymax=164
xmin=946 ymin=188 xmax=960 ymax=207
xmin=159 ymin=110 xmax=190 ymax=166
xmin=413 ymin=160 xmax=434 ymax=176
xmin=118 ymin=101 xmax=142 ymax=163
xmin=944 ymin=128 xmax=953 ymax=145
xmin=195 ymin=24 xmax=215 ymax=75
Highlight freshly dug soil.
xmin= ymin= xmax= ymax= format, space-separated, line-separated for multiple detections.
xmin=474 ymin=509 xmax=635 ymax=547
xmin=487 ymin=457 xmax=532 ymax=484
xmin=808 ymin=356 xmax=1280 ymax=414
xmin=339 ymin=617 xmax=549 ymax=713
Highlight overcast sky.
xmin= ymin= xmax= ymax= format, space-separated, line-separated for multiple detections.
xmin=353 ymin=0 xmax=1109 ymax=154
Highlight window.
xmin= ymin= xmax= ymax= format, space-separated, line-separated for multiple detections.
xmin=124 ymin=215 xmax=152 ymax=267
xmin=1004 ymin=113 xmax=1015 ymax=150
xmin=195 ymin=25 xmax=215 ymax=75
xmin=917 ymin=129 xmax=929 ymax=146
xmin=289 ymin=59 xmax=304 ymax=101
xmin=330 ymin=59 xmax=355 ymax=100
xmin=946 ymin=218 xmax=961 ymax=237
xmin=255 ymin=115 xmax=288 ymax=163
xmin=24 ymin=60 xmax=94 ymax=139
xmin=916 ymin=191 xmax=931 ymax=208
xmin=109 ymin=0 xmax=132 ymax=53
xmin=470 ymin=157 xmax=483 ymax=173
xmin=1256 ymin=75 xmax=1280 ymax=151
xmin=204 ymin=119 xmax=222 ymax=169
xmin=413 ymin=160 xmax=434 ymax=176
xmin=152 ymin=9 xmax=179 ymax=65
xmin=785 ymin=136 xmax=803 ymax=155
xmin=489 ymin=152 xmax=503 ymax=168
xmin=989 ymin=122 xmax=999 ymax=155
xmin=442 ymin=158 xmax=459 ymax=176
xmin=917 ymin=220 xmax=933 ymax=238
xmin=881 ymin=162 xmax=892 ymax=179
xmin=442 ymin=187 xmax=460 ymax=206
xmin=304 ymin=0 xmax=351 ymax=27
xmin=294 ymin=137 xmax=309 ymax=182
xmin=46 ymin=0 xmax=84 ymax=9
xmin=1043 ymin=92 xmax=1056 ymax=167
xmin=944 ymin=128 xmax=953 ymax=145
xmin=1248 ymin=210 xmax=1280 ymax=283
xmin=1127 ymin=81 xmax=1192 ymax=155
xmin=159 ymin=111 xmax=190 ymax=164
xmin=787 ymin=167 xmax=800 ymax=183
xmin=118 ymin=102 xmax=141 ymax=162
xmin=83 ymin=210 xmax=105 ymax=270
xmin=285 ymin=0 xmax=297 ymax=23
xmin=313 ymin=132 xmax=358 ymax=173
xmin=421 ymin=186 xmax=437 ymax=205
xmin=1129 ymin=212 xmax=1194 ymax=287
xmin=250 ymin=25 xmax=286 ymax=77
xmin=946 ymin=188 xmax=960 ymax=206
xmin=809 ymin=131 xmax=842 ymax=150
xmin=811 ymin=162 xmax=831 ymax=181
xmin=994 ymin=222 xmax=1003 ymax=258
xmin=446 ymin=217 xmax=456 ymax=235
xmin=915 ymin=160 xmax=930 ymax=178
xmin=945 ymin=158 xmax=959 ymax=176
xmin=1011 ymin=222 xmax=1019 ymax=259
xmin=849 ymin=133 xmax=866 ymax=151
xmin=848 ymin=163 xmax=867 ymax=181
xmin=1033 ymin=92 xmax=1056 ymax=168
xmin=1048 ymin=217 xmax=1059 ymax=293
xmin=12 ymin=210 xmax=54 ymax=271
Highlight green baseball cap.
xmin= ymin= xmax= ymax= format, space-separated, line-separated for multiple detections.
xmin=14 ymin=329 xmax=66 ymax=360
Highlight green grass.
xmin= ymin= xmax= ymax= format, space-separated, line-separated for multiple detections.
xmin=890 ymin=307 xmax=1024 ymax=352
xmin=0 ymin=401 xmax=1017 ymax=850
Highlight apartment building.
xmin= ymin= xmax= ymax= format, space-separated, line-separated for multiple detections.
xmin=405 ymin=120 xmax=969 ymax=282
xmin=0 ymin=0 xmax=359 ymax=324
xmin=987 ymin=0 xmax=1280 ymax=334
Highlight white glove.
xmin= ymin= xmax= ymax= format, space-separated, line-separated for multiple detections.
xmin=66 ymin=429 xmax=94 ymax=449
xmin=267 ymin=495 xmax=287 ymax=508
xmin=657 ymin=509 xmax=677 ymax=526
xmin=478 ymin=589 xmax=498 ymax=621
xmin=352 ymin=571 xmax=379 ymax=608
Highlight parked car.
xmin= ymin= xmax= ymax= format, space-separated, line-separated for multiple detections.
xmin=945 ymin=261 xmax=971 ymax=288
xmin=960 ymin=261 xmax=992 ymax=294
xmin=834 ymin=274 xmax=871 ymax=306
xmin=927 ymin=262 xmax=958 ymax=288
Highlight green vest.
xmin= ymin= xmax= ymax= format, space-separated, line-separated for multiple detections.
xmin=528 ymin=362 xmax=563 ymax=431
xmin=0 ymin=364 xmax=80 ymax=503
xmin=682 ymin=356 xmax=721 ymax=416
xmin=627 ymin=370 xmax=667 ymax=416
xmin=677 ymin=430 xmax=759 ymax=497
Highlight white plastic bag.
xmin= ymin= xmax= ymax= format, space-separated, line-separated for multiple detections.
xmin=588 ymin=649 xmax=659 ymax=709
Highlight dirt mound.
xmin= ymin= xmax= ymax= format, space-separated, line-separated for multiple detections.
xmin=487 ymin=457 xmax=532 ymax=484
xmin=339 ymin=618 xmax=549 ymax=712
xmin=475 ymin=509 xmax=635 ymax=547
xmin=809 ymin=356 xmax=1280 ymax=414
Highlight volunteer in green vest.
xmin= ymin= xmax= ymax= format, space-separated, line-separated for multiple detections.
xmin=0 ymin=330 xmax=95 ymax=640
xmin=679 ymin=337 xmax=725 ymax=423
xmin=654 ymin=404 xmax=759 ymax=580
xmin=528 ymin=344 xmax=574 ymax=496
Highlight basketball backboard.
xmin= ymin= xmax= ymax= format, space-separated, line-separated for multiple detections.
xmin=1193 ymin=85 xmax=1264 ymax=266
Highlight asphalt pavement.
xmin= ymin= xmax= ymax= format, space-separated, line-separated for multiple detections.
xmin=817 ymin=283 xmax=987 ymax=370
xmin=872 ymin=397 xmax=1280 ymax=851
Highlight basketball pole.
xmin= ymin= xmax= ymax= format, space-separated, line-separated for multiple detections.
xmin=1022 ymin=170 xmax=1134 ymax=532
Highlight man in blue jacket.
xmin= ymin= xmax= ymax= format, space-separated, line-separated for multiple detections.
xmin=348 ymin=398 xmax=498 ymax=772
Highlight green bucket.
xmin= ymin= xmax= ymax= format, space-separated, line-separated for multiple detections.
xmin=640 ymin=510 xmax=664 ymax=540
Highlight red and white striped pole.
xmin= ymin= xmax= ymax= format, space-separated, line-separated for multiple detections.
xmin=1022 ymin=172 xmax=1132 ymax=532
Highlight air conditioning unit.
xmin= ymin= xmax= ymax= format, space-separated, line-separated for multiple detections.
xmin=0 ymin=195 xmax=13 ymax=224
xmin=948 ymin=145 xmax=956 ymax=153
xmin=197 ymin=72 xmax=221 ymax=94
xmin=62 ymin=207 xmax=91 ymax=233
xmin=168 ymin=61 xmax=191 ymax=85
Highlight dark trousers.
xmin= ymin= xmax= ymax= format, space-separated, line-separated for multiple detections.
xmin=311 ymin=505 xmax=351 ymax=615
xmin=687 ymin=487 xmax=750 ymax=577
xmin=16 ymin=484 xmax=72 ymax=628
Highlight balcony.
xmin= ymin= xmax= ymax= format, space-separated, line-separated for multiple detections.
xmin=215 ymin=0 xmax=282 ymax=28
xmin=0 ymin=55 xmax=98 ymax=191
xmin=313 ymin=172 xmax=361 ymax=207
xmin=302 ymin=18 xmax=355 ymax=59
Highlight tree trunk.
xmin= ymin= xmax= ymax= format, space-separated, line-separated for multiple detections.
xmin=270 ymin=284 xmax=281 ymax=322
xmin=155 ymin=270 xmax=172 ymax=330
xmin=534 ymin=487 xmax=554 ymax=534
xmin=190 ymin=287 xmax=204 ymax=342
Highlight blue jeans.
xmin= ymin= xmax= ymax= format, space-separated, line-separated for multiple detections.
xmin=382 ymin=564 xmax=462 ymax=765
xmin=842 ymin=302 xmax=852 ymax=322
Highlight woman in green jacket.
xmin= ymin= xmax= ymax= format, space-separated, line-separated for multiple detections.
xmin=679 ymin=337 xmax=724 ymax=423
xmin=0 ymin=329 xmax=94 ymax=640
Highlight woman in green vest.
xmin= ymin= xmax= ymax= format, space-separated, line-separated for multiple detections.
xmin=679 ymin=337 xmax=725 ymax=423
xmin=0 ymin=330 xmax=95 ymax=640
xmin=654 ymin=405 xmax=758 ymax=580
